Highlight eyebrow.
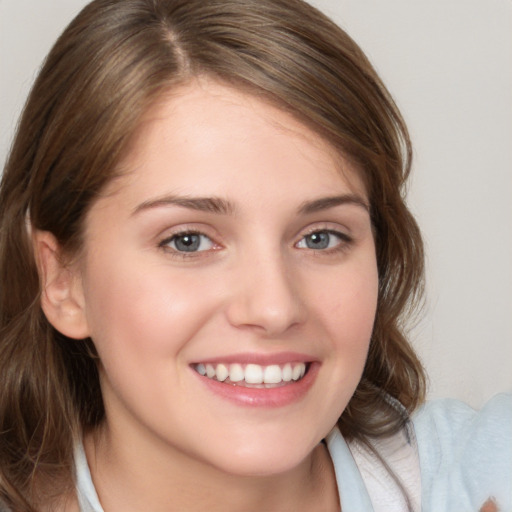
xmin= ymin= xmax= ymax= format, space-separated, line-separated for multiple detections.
xmin=297 ymin=194 xmax=369 ymax=214
xmin=132 ymin=193 xmax=369 ymax=216
xmin=132 ymin=195 xmax=235 ymax=216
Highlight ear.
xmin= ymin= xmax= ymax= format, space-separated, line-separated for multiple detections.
xmin=34 ymin=231 xmax=90 ymax=339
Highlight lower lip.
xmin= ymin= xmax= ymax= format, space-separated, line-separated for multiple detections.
xmin=194 ymin=363 xmax=319 ymax=408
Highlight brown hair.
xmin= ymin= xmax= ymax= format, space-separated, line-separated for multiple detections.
xmin=0 ymin=0 xmax=425 ymax=508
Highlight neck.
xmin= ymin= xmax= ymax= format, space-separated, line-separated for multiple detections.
xmin=84 ymin=423 xmax=339 ymax=512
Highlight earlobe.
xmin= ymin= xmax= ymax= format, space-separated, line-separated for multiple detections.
xmin=34 ymin=231 xmax=90 ymax=340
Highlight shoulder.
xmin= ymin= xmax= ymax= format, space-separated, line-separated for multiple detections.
xmin=414 ymin=392 xmax=511 ymax=432
xmin=413 ymin=393 xmax=512 ymax=466
xmin=412 ymin=393 xmax=512 ymax=511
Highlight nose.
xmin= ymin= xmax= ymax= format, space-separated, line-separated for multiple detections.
xmin=225 ymin=252 xmax=306 ymax=336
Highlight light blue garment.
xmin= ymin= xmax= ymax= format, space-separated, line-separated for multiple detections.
xmin=325 ymin=427 xmax=378 ymax=510
xmin=74 ymin=394 xmax=512 ymax=511
xmin=413 ymin=393 xmax=512 ymax=511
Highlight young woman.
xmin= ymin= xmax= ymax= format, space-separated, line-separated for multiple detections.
xmin=0 ymin=1 xmax=509 ymax=511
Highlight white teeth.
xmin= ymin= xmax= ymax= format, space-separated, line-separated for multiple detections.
xmin=195 ymin=362 xmax=307 ymax=385
xmin=229 ymin=363 xmax=244 ymax=382
xmin=245 ymin=364 xmax=263 ymax=384
xmin=206 ymin=364 xmax=216 ymax=378
xmin=216 ymin=363 xmax=229 ymax=382
xmin=292 ymin=364 xmax=303 ymax=381
xmin=282 ymin=363 xmax=292 ymax=382
xmin=263 ymin=365 xmax=282 ymax=384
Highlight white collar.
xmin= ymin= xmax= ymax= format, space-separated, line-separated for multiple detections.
xmin=74 ymin=441 xmax=103 ymax=512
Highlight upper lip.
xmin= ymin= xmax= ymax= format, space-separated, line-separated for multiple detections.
xmin=191 ymin=352 xmax=316 ymax=366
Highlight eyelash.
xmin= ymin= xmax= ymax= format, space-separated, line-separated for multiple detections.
xmin=158 ymin=230 xmax=218 ymax=259
xmin=158 ymin=227 xmax=353 ymax=259
xmin=296 ymin=228 xmax=353 ymax=254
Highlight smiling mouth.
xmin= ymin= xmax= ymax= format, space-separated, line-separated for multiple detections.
xmin=193 ymin=362 xmax=308 ymax=388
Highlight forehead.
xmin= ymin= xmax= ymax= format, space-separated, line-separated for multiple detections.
xmin=107 ymin=79 xmax=367 ymax=205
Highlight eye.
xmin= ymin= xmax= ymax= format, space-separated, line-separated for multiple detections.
xmin=296 ymin=230 xmax=347 ymax=250
xmin=161 ymin=232 xmax=215 ymax=253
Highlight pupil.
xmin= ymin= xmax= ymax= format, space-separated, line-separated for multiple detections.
xmin=306 ymin=232 xmax=329 ymax=249
xmin=175 ymin=234 xmax=200 ymax=252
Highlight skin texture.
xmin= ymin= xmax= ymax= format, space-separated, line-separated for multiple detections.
xmin=38 ymin=80 xmax=378 ymax=511
xmin=479 ymin=499 xmax=498 ymax=512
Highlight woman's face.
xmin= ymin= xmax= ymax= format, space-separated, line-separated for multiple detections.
xmin=76 ymin=80 xmax=378 ymax=476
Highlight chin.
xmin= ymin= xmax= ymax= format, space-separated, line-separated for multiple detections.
xmin=213 ymin=450 xmax=310 ymax=478
xmin=199 ymin=426 xmax=323 ymax=478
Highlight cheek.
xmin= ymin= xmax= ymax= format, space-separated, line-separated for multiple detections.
xmin=316 ymin=255 xmax=379 ymax=343
xmin=80 ymin=252 xmax=219 ymax=365
xmin=298 ymin=256 xmax=378 ymax=436
xmin=312 ymin=255 xmax=379 ymax=389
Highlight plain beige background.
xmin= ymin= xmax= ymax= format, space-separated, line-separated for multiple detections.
xmin=1 ymin=0 xmax=511 ymax=407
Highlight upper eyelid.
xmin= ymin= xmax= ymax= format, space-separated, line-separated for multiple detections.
xmin=295 ymin=228 xmax=352 ymax=248
xmin=295 ymin=223 xmax=352 ymax=241
xmin=156 ymin=219 xmax=355 ymax=246
xmin=159 ymin=230 xmax=217 ymax=246
xmin=158 ymin=223 xmax=351 ymax=239
xmin=158 ymin=224 xmax=221 ymax=242
xmin=158 ymin=231 xmax=349 ymax=260
xmin=158 ymin=232 xmax=220 ymax=258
